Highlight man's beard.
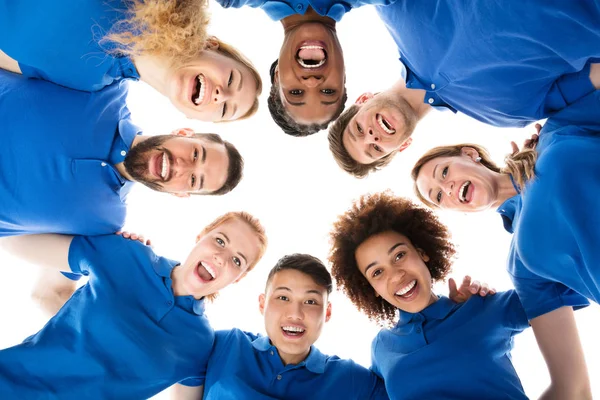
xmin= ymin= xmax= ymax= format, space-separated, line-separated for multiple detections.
xmin=124 ymin=135 xmax=173 ymax=192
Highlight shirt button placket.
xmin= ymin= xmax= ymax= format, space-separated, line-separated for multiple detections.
xmin=296 ymin=3 xmax=303 ymax=10
xmin=276 ymin=374 xmax=282 ymax=381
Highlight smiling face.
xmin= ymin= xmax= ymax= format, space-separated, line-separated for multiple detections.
xmin=355 ymin=231 xmax=437 ymax=314
xmin=277 ymin=23 xmax=345 ymax=125
xmin=124 ymin=133 xmax=229 ymax=195
xmin=174 ymin=218 xmax=262 ymax=299
xmin=342 ymin=92 xmax=416 ymax=165
xmin=415 ymin=152 xmax=500 ymax=212
xmin=166 ymin=49 xmax=258 ymax=122
xmin=259 ymin=269 xmax=331 ymax=365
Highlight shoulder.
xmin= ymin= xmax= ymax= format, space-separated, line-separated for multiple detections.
xmin=70 ymin=235 xmax=157 ymax=268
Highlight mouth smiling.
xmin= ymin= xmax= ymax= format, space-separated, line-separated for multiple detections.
xmin=296 ymin=42 xmax=327 ymax=70
xmin=394 ymin=279 xmax=418 ymax=301
xmin=459 ymin=181 xmax=473 ymax=203
xmin=191 ymin=74 xmax=207 ymax=106
xmin=281 ymin=325 xmax=306 ymax=338
xmin=151 ymin=151 xmax=170 ymax=182
xmin=196 ymin=261 xmax=217 ymax=282
xmin=376 ymin=113 xmax=396 ymax=134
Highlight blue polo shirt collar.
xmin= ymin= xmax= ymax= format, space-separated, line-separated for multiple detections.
xmin=396 ymin=296 xmax=454 ymax=328
xmin=251 ymin=337 xmax=327 ymax=374
xmin=497 ymin=195 xmax=520 ymax=234
xmin=150 ymin=257 xmax=206 ymax=316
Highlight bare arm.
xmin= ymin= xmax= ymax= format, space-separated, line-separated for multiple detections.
xmin=170 ymin=384 xmax=204 ymax=400
xmin=0 ymin=234 xmax=73 ymax=272
xmin=531 ymin=306 xmax=591 ymax=400
xmin=0 ymin=50 xmax=21 ymax=74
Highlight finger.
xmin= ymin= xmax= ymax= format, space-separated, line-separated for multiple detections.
xmin=479 ymin=283 xmax=489 ymax=296
xmin=510 ymin=141 xmax=519 ymax=154
xmin=146 ymin=239 xmax=152 ymax=246
xmin=448 ymin=277 xmax=458 ymax=297
xmin=115 ymin=231 xmax=122 ymax=236
xmin=535 ymin=123 xmax=542 ymax=134
xmin=470 ymin=280 xmax=481 ymax=294
xmin=489 ymin=287 xmax=497 ymax=295
xmin=138 ymin=235 xmax=145 ymax=243
xmin=122 ymin=231 xmax=131 ymax=238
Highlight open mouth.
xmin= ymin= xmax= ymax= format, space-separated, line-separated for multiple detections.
xmin=459 ymin=181 xmax=472 ymax=203
xmin=196 ymin=261 xmax=216 ymax=282
xmin=395 ymin=280 xmax=418 ymax=300
xmin=191 ymin=74 xmax=206 ymax=106
xmin=152 ymin=152 xmax=170 ymax=181
xmin=281 ymin=325 xmax=306 ymax=338
xmin=376 ymin=113 xmax=396 ymax=134
xmin=296 ymin=44 xmax=327 ymax=69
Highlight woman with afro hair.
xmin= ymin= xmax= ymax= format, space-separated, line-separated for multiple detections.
xmin=329 ymin=191 xmax=590 ymax=399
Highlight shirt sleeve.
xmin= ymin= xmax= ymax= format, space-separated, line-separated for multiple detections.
xmin=67 ymin=236 xmax=95 ymax=276
xmin=369 ymin=335 xmax=382 ymax=379
xmin=496 ymin=290 xmax=530 ymax=331
xmin=178 ymin=378 xmax=204 ymax=387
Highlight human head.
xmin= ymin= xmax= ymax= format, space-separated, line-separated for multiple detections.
xmin=412 ymin=144 xmax=536 ymax=211
xmin=174 ymin=211 xmax=268 ymax=301
xmin=328 ymin=92 xmax=417 ymax=178
xmin=270 ymin=18 xmax=347 ymax=135
xmin=106 ymin=2 xmax=262 ymax=122
xmin=259 ymin=254 xmax=332 ymax=365
xmin=124 ymin=129 xmax=243 ymax=196
xmin=329 ymin=192 xmax=455 ymax=326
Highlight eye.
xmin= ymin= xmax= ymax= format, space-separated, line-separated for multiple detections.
xmin=436 ymin=190 xmax=442 ymax=203
xmin=356 ymin=123 xmax=363 ymax=134
xmin=373 ymin=144 xmax=383 ymax=153
xmin=221 ymin=103 xmax=228 ymax=119
xmin=305 ymin=299 xmax=318 ymax=305
xmin=372 ymin=269 xmax=382 ymax=278
xmin=227 ymin=71 xmax=233 ymax=87
xmin=216 ymin=237 xmax=225 ymax=247
xmin=442 ymin=166 xmax=448 ymax=179
xmin=289 ymin=89 xmax=303 ymax=96
xmin=320 ymin=89 xmax=335 ymax=95
xmin=190 ymin=174 xmax=196 ymax=189
xmin=193 ymin=148 xmax=198 ymax=162
xmin=232 ymin=256 xmax=241 ymax=267
xmin=394 ymin=252 xmax=406 ymax=262
xmin=277 ymin=295 xmax=289 ymax=301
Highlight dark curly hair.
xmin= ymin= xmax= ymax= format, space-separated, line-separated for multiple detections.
xmin=329 ymin=191 xmax=456 ymax=326
xmin=268 ymin=60 xmax=348 ymax=137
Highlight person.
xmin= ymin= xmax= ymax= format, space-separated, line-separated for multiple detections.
xmin=327 ymin=0 xmax=600 ymax=177
xmin=0 ymin=0 xmax=262 ymax=122
xmin=329 ymin=192 xmax=591 ymax=399
xmin=0 ymin=211 xmax=267 ymax=400
xmin=0 ymin=69 xmax=243 ymax=314
xmin=216 ymin=0 xmax=389 ymax=136
xmin=412 ymin=90 xmax=600 ymax=307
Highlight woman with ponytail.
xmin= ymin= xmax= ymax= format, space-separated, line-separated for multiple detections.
xmin=0 ymin=0 xmax=262 ymax=122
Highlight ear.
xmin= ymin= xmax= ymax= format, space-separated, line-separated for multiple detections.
xmin=171 ymin=192 xmax=191 ymax=198
xmin=204 ymin=36 xmax=220 ymax=51
xmin=355 ymin=92 xmax=374 ymax=105
xmin=374 ymin=290 xmax=380 ymax=298
xmin=258 ymin=293 xmax=266 ymax=315
xmin=417 ymin=248 xmax=430 ymax=262
xmin=324 ymin=302 xmax=332 ymax=322
xmin=273 ymin=64 xmax=279 ymax=84
xmin=460 ymin=146 xmax=480 ymax=162
xmin=397 ymin=137 xmax=413 ymax=153
xmin=171 ymin=128 xmax=195 ymax=137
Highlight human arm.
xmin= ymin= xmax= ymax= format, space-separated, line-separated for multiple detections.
xmin=170 ymin=384 xmax=204 ymax=400
xmin=0 ymin=50 xmax=21 ymax=74
xmin=0 ymin=234 xmax=73 ymax=272
xmin=530 ymin=307 xmax=591 ymax=400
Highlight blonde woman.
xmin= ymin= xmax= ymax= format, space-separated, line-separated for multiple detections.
xmin=0 ymin=0 xmax=262 ymax=122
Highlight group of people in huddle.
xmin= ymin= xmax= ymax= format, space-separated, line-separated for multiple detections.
xmin=0 ymin=0 xmax=599 ymax=398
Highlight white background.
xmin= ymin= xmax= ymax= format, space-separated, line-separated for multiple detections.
xmin=0 ymin=2 xmax=598 ymax=398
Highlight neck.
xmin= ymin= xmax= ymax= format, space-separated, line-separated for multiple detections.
xmin=132 ymin=55 xmax=170 ymax=97
xmin=113 ymin=135 xmax=148 ymax=181
xmin=492 ymin=173 xmax=519 ymax=208
xmin=281 ymin=7 xmax=336 ymax=32
xmin=390 ymin=79 xmax=431 ymax=121
xmin=276 ymin=344 xmax=311 ymax=366
xmin=170 ymin=264 xmax=187 ymax=297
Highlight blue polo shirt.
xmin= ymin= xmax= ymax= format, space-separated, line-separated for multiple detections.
xmin=0 ymin=70 xmax=139 ymax=237
xmin=376 ymin=0 xmax=600 ymax=127
xmin=372 ymin=292 xmax=528 ymax=400
xmin=498 ymin=99 xmax=599 ymax=314
xmin=216 ymin=0 xmax=393 ymax=22
xmin=0 ymin=235 xmax=213 ymax=399
xmin=0 ymin=0 xmax=139 ymax=91
xmin=203 ymin=329 xmax=388 ymax=399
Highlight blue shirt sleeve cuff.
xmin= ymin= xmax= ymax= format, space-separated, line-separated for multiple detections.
xmin=524 ymin=288 xmax=589 ymax=320
xmin=555 ymin=61 xmax=595 ymax=107
xmin=178 ymin=377 xmax=204 ymax=387
xmin=67 ymin=236 xmax=90 ymax=276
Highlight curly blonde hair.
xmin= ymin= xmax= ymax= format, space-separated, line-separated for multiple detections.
xmin=411 ymin=144 xmax=537 ymax=208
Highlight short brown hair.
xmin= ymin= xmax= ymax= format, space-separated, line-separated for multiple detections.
xmin=411 ymin=144 xmax=536 ymax=208
xmin=327 ymin=105 xmax=396 ymax=178
xmin=199 ymin=211 xmax=268 ymax=301
xmin=329 ymin=191 xmax=455 ymax=326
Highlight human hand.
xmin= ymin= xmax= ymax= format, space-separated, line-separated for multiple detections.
xmin=510 ymin=123 xmax=542 ymax=154
xmin=448 ymin=275 xmax=496 ymax=303
xmin=116 ymin=231 xmax=152 ymax=246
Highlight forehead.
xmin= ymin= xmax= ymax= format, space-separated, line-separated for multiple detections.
xmin=268 ymin=269 xmax=328 ymax=297
xmin=356 ymin=231 xmax=413 ymax=259
xmin=232 ymin=66 xmax=258 ymax=120
xmin=342 ymin=120 xmax=372 ymax=165
xmin=204 ymin=218 xmax=260 ymax=263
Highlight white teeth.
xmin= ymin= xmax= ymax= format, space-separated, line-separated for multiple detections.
xmin=282 ymin=326 xmax=305 ymax=333
xmin=459 ymin=181 xmax=471 ymax=202
xmin=194 ymin=75 xmax=206 ymax=105
xmin=297 ymin=58 xmax=326 ymax=69
xmin=377 ymin=114 xmax=396 ymax=134
xmin=161 ymin=153 xmax=167 ymax=180
xmin=396 ymin=280 xmax=416 ymax=296
xmin=300 ymin=45 xmax=324 ymax=50
xmin=201 ymin=261 xmax=216 ymax=279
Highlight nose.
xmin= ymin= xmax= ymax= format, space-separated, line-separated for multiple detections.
xmin=443 ymin=181 xmax=454 ymax=197
xmin=213 ymin=251 xmax=225 ymax=268
xmin=301 ymin=76 xmax=323 ymax=88
xmin=364 ymin=127 xmax=380 ymax=143
xmin=286 ymin=301 xmax=304 ymax=320
xmin=212 ymin=85 xmax=230 ymax=104
xmin=171 ymin=157 xmax=191 ymax=178
xmin=390 ymin=268 xmax=406 ymax=284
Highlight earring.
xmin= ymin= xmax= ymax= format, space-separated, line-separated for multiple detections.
xmin=475 ymin=157 xmax=482 ymax=162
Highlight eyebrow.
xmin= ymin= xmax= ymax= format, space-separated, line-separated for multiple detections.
xmin=201 ymin=145 xmax=206 ymax=163
xmin=218 ymin=231 xmax=248 ymax=265
xmin=363 ymin=242 xmax=406 ymax=274
xmin=237 ymin=69 xmax=243 ymax=92
xmin=428 ymin=164 xmax=439 ymax=201
xmin=287 ymin=99 xmax=306 ymax=107
xmin=273 ymin=287 xmax=323 ymax=295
